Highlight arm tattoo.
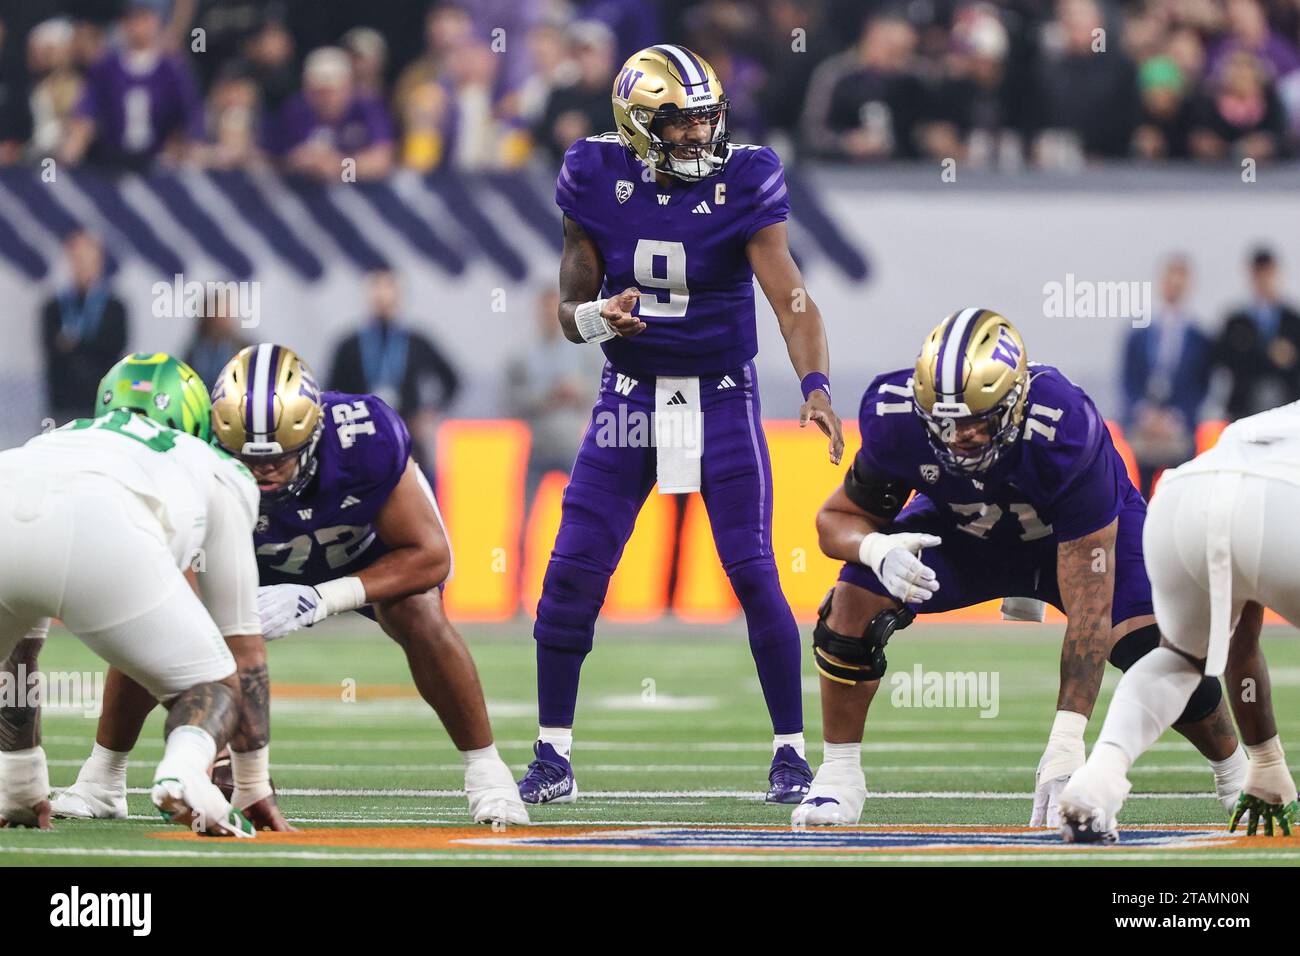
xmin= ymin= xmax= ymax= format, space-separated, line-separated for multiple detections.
xmin=232 ymin=663 xmax=271 ymax=752
xmin=557 ymin=215 xmax=604 ymax=343
xmin=1055 ymin=521 xmax=1117 ymax=717
xmin=165 ymin=681 xmax=238 ymax=746
xmin=0 ymin=639 xmax=42 ymax=752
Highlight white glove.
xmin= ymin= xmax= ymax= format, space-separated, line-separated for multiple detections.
xmin=1031 ymin=710 xmax=1088 ymax=827
xmin=858 ymin=532 xmax=942 ymax=604
xmin=256 ymin=584 xmax=328 ymax=640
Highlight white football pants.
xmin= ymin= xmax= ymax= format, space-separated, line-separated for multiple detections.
xmin=1144 ymin=471 xmax=1300 ymax=673
xmin=0 ymin=472 xmax=234 ymax=700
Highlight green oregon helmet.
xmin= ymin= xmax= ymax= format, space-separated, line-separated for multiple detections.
xmin=95 ymin=352 xmax=212 ymax=442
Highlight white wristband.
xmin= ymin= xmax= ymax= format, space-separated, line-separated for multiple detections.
xmin=574 ymin=298 xmax=616 ymax=344
xmin=857 ymin=532 xmax=891 ymax=574
xmin=315 ymin=576 xmax=367 ymax=616
xmin=1048 ymin=710 xmax=1088 ymax=742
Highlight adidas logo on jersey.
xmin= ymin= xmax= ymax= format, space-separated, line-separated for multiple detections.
xmin=692 ymin=201 xmax=712 ymax=214
xmin=717 ymin=375 xmax=736 ymax=390
xmin=341 ymin=495 xmax=361 ymax=509
xmin=666 ymin=390 xmax=688 ymax=406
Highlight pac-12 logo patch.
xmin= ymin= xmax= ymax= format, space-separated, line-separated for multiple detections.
xmin=615 ymin=180 xmax=634 ymax=204
xmin=920 ymin=464 xmax=939 ymax=484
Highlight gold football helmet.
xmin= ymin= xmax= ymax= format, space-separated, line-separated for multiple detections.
xmin=912 ymin=309 xmax=1029 ymax=474
xmin=612 ymin=45 xmax=729 ymax=181
xmin=210 ymin=343 xmax=324 ymax=500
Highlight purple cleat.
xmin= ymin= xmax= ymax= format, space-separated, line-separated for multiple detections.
xmin=516 ymin=741 xmax=578 ymax=805
xmin=766 ymin=744 xmax=813 ymax=804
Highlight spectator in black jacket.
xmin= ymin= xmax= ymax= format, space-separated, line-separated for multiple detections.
xmin=327 ymin=269 xmax=460 ymax=467
xmin=1032 ymin=0 xmax=1140 ymax=164
xmin=800 ymin=14 xmax=928 ymax=161
xmin=1213 ymin=246 xmax=1300 ymax=420
xmin=41 ymin=230 xmax=127 ymax=426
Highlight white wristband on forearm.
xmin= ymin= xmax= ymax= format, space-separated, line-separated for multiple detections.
xmin=315 ymin=576 xmax=366 ymax=616
xmin=857 ymin=533 xmax=891 ymax=574
xmin=1049 ymin=710 xmax=1088 ymax=743
xmin=574 ymin=298 xmax=616 ymax=344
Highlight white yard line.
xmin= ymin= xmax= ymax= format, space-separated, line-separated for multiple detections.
xmin=106 ymin=786 xmax=1226 ymax=800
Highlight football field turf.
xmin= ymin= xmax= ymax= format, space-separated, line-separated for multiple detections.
xmin=8 ymin=619 xmax=1300 ymax=867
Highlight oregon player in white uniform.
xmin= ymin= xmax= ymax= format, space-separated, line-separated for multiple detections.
xmin=1061 ymin=402 xmax=1300 ymax=841
xmin=0 ymin=354 xmax=259 ymax=836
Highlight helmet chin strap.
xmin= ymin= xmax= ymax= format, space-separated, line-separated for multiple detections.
xmin=664 ymin=148 xmax=725 ymax=181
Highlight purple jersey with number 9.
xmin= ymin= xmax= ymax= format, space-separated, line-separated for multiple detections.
xmin=255 ymin=391 xmax=412 ymax=585
xmin=556 ymin=134 xmax=791 ymax=378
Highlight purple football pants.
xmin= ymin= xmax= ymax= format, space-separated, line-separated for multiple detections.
xmin=533 ymin=361 xmax=803 ymax=734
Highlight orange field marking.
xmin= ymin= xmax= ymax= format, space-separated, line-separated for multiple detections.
xmin=269 ymin=683 xmax=417 ymax=700
xmin=147 ymin=824 xmax=1295 ymax=855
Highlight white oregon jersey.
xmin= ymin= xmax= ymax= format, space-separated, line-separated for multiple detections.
xmin=1164 ymin=402 xmax=1300 ymax=488
xmin=0 ymin=410 xmax=259 ymax=566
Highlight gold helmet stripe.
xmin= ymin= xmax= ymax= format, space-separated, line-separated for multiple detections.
xmin=248 ymin=342 xmax=279 ymax=439
xmin=937 ymin=306 xmax=985 ymax=399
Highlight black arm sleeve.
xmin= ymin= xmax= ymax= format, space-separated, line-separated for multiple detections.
xmin=843 ymin=456 xmax=910 ymax=521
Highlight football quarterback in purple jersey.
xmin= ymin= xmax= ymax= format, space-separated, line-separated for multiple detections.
xmin=517 ymin=45 xmax=845 ymax=806
xmin=53 ymin=345 xmax=528 ymax=828
xmin=792 ymin=309 xmax=1245 ymax=826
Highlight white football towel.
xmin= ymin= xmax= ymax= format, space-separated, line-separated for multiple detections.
xmin=1001 ymin=597 xmax=1047 ymax=622
xmin=654 ymin=376 xmax=703 ymax=494
xmin=1203 ymin=470 xmax=1240 ymax=677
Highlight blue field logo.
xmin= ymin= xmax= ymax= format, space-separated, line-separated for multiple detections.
xmin=461 ymin=825 xmax=1234 ymax=854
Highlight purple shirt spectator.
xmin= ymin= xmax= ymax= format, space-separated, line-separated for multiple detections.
xmin=267 ymin=92 xmax=395 ymax=156
xmin=1207 ymin=33 xmax=1300 ymax=81
xmin=76 ymin=50 xmax=203 ymax=169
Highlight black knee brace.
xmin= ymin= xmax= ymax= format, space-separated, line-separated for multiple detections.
xmin=1177 ymin=676 xmax=1223 ymax=725
xmin=1109 ymin=623 xmax=1160 ymax=671
xmin=811 ymin=590 xmax=913 ymax=685
xmin=1109 ymin=623 xmax=1223 ymax=723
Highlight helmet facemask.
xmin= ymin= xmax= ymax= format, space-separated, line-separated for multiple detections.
xmin=640 ymin=99 xmax=730 ymax=181
xmin=240 ymin=418 xmax=323 ymax=506
xmin=918 ymin=379 xmax=1025 ymax=476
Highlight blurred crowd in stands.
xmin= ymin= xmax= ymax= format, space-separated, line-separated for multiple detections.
xmin=2 ymin=0 xmax=1300 ymax=175
xmin=1122 ymin=245 xmax=1300 ymax=494
xmin=14 ymin=0 xmax=1300 ymax=494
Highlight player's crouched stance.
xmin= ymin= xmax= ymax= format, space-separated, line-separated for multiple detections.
xmin=0 ymin=355 xmax=259 ymax=836
xmin=1061 ymin=404 xmax=1300 ymax=842
xmin=793 ymin=310 xmax=1246 ymax=827
xmin=54 ymin=345 xmax=526 ymax=826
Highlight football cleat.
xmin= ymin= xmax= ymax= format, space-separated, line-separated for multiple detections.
xmin=50 ymin=780 xmax=128 ymax=820
xmin=765 ymin=745 xmax=813 ymax=804
xmin=466 ymin=758 xmax=530 ymax=826
xmin=516 ymin=741 xmax=577 ymax=805
xmin=791 ymin=762 xmax=866 ymax=826
xmin=1057 ymin=758 xmax=1129 ymax=845
xmin=151 ymin=772 xmax=255 ymax=838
